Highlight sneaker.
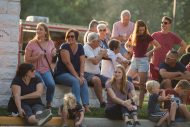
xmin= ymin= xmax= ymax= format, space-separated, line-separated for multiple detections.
xmin=154 ymin=125 xmax=162 ymax=127
xmin=36 ymin=109 xmax=52 ymax=126
xmin=133 ymin=121 xmax=141 ymax=126
xmin=170 ymin=121 xmax=175 ymax=127
xmin=100 ymin=102 xmax=106 ymax=108
xmin=126 ymin=121 xmax=133 ymax=126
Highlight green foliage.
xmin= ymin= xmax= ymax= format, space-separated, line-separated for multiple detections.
xmin=20 ymin=0 xmax=190 ymax=43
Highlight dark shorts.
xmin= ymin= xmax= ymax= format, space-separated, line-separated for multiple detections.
xmin=149 ymin=111 xmax=167 ymax=122
xmin=84 ymin=72 xmax=108 ymax=87
xmin=22 ymin=103 xmax=44 ymax=120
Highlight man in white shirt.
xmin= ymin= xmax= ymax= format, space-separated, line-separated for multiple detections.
xmin=83 ymin=32 xmax=108 ymax=107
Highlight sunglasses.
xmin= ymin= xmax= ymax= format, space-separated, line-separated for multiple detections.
xmin=161 ymin=21 xmax=170 ymax=25
xmin=31 ymin=69 xmax=35 ymax=72
xmin=166 ymin=57 xmax=176 ymax=60
xmin=99 ymin=29 xmax=106 ymax=32
xmin=67 ymin=35 xmax=75 ymax=39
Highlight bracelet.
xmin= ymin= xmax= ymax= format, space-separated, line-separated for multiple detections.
xmin=80 ymin=73 xmax=84 ymax=76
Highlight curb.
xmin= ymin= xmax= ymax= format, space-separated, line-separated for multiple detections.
xmin=0 ymin=116 xmax=190 ymax=127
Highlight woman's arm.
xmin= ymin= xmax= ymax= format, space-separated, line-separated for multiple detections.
xmin=24 ymin=48 xmax=40 ymax=63
xmin=130 ymin=89 xmax=139 ymax=104
xmin=107 ymin=87 xmax=129 ymax=106
xmin=79 ymin=55 xmax=85 ymax=77
xmin=145 ymin=40 xmax=161 ymax=57
xmin=11 ymin=85 xmax=25 ymax=117
xmin=20 ymin=82 xmax=43 ymax=100
xmin=60 ymin=49 xmax=80 ymax=79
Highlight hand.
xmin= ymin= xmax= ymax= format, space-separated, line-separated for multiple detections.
xmin=176 ymin=72 xmax=184 ymax=77
xmin=79 ymin=76 xmax=85 ymax=85
xmin=126 ymin=104 xmax=133 ymax=111
xmin=76 ymin=76 xmax=84 ymax=85
xmin=164 ymin=95 xmax=171 ymax=100
xmin=37 ymin=51 xmax=45 ymax=58
xmin=145 ymin=51 xmax=153 ymax=57
xmin=51 ymin=48 xmax=57 ymax=56
xmin=75 ymin=121 xmax=81 ymax=127
xmin=100 ymin=49 xmax=107 ymax=56
xmin=123 ymin=100 xmax=132 ymax=109
xmin=121 ymin=35 xmax=127 ymax=42
xmin=18 ymin=108 xmax=25 ymax=118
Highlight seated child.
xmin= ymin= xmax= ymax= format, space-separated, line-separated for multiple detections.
xmin=164 ymin=80 xmax=190 ymax=125
xmin=146 ymin=80 xmax=171 ymax=127
xmin=58 ymin=93 xmax=85 ymax=127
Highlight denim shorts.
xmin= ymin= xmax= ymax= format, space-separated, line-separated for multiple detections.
xmin=149 ymin=111 xmax=167 ymax=122
xmin=84 ymin=72 xmax=108 ymax=87
xmin=129 ymin=57 xmax=149 ymax=72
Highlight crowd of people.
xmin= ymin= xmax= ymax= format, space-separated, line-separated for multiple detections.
xmin=8 ymin=9 xmax=190 ymax=126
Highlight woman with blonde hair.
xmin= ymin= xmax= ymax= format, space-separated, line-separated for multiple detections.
xmin=58 ymin=93 xmax=85 ymax=127
xmin=24 ymin=22 xmax=56 ymax=109
xmin=105 ymin=65 xmax=140 ymax=126
xmin=126 ymin=20 xmax=161 ymax=107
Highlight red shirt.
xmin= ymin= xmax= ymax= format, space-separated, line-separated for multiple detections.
xmin=132 ymin=34 xmax=153 ymax=57
xmin=151 ymin=31 xmax=182 ymax=68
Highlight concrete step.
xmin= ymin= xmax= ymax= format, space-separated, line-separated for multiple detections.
xmin=0 ymin=117 xmax=190 ymax=127
xmin=47 ymin=84 xmax=106 ymax=108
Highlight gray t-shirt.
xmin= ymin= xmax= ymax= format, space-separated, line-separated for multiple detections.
xmin=105 ymin=81 xmax=134 ymax=108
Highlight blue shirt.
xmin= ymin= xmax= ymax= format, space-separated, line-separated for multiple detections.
xmin=148 ymin=93 xmax=160 ymax=114
xmin=54 ymin=43 xmax=84 ymax=76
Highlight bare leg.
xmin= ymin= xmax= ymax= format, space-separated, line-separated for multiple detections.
xmin=156 ymin=112 xmax=169 ymax=126
xmin=170 ymin=102 xmax=177 ymax=121
xmin=179 ymin=104 xmax=190 ymax=121
xmin=124 ymin=115 xmax=130 ymax=122
xmin=91 ymin=76 xmax=104 ymax=104
xmin=133 ymin=115 xmax=138 ymax=121
xmin=138 ymin=72 xmax=147 ymax=108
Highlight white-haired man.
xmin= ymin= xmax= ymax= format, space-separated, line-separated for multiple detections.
xmin=83 ymin=32 xmax=108 ymax=108
xmin=111 ymin=9 xmax=134 ymax=58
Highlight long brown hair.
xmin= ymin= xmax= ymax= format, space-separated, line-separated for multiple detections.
xmin=110 ymin=65 xmax=127 ymax=94
xmin=130 ymin=20 xmax=149 ymax=46
xmin=32 ymin=22 xmax=51 ymax=41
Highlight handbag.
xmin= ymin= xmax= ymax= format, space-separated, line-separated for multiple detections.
xmin=7 ymin=96 xmax=18 ymax=113
xmin=36 ymin=41 xmax=54 ymax=77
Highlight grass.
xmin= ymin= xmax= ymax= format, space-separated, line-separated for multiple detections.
xmin=1 ymin=104 xmax=190 ymax=119
xmin=0 ymin=104 xmax=148 ymax=119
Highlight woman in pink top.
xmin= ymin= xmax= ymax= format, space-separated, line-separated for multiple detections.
xmin=126 ymin=20 xmax=161 ymax=108
xmin=24 ymin=22 xmax=56 ymax=109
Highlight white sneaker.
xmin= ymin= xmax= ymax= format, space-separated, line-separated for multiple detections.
xmin=36 ymin=109 xmax=52 ymax=126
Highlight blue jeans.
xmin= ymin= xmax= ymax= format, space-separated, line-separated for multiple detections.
xmin=54 ymin=73 xmax=89 ymax=105
xmin=36 ymin=71 xmax=55 ymax=103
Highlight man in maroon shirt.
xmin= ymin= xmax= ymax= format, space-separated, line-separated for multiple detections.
xmin=150 ymin=16 xmax=186 ymax=80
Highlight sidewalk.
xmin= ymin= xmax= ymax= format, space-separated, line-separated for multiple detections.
xmin=0 ymin=116 xmax=190 ymax=127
